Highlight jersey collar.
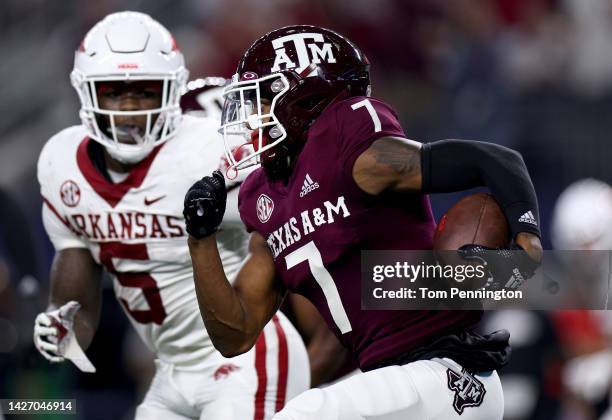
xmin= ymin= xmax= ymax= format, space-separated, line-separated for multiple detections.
xmin=76 ymin=137 xmax=164 ymax=208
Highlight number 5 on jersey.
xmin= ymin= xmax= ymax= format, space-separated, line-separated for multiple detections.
xmin=285 ymin=241 xmax=352 ymax=334
xmin=99 ymin=242 xmax=167 ymax=325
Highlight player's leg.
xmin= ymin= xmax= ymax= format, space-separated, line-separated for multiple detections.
xmin=135 ymin=360 xmax=199 ymax=420
xmin=196 ymin=347 xmax=256 ymax=420
xmin=201 ymin=312 xmax=310 ymax=420
xmin=276 ymin=311 xmax=311 ymax=400
xmin=407 ymin=358 xmax=503 ymax=420
xmin=273 ymin=358 xmax=503 ymax=420
xmin=273 ymin=365 xmax=420 ymax=420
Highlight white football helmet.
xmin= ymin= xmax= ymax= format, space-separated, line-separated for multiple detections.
xmin=71 ymin=11 xmax=189 ymax=164
xmin=552 ymin=178 xmax=612 ymax=250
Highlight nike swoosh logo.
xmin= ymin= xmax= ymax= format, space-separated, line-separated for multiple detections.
xmin=144 ymin=195 xmax=166 ymax=206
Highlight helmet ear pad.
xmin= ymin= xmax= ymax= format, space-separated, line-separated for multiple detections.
xmin=273 ymin=71 xmax=347 ymax=145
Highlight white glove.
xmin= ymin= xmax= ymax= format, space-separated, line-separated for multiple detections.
xmin=33 ymin=301 xmax=96 ymax=373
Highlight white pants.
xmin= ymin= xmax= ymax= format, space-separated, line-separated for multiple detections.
xmin=136 ymin=313 xmax=310 ymax=420
xmin=274 ymin=358 xmax=503 ymax=420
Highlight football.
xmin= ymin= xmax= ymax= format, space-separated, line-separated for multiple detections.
xmin=433 ymin=192 xmax=510 ymax=251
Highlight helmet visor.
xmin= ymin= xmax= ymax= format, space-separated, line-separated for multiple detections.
xmin=219 ymin=73 xmax=289 ymax=171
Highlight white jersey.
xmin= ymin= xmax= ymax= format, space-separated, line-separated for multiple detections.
xmin=38 ymin=115 xmax=250 ymax=368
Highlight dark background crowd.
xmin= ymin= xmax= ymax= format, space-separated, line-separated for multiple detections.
xmin=0 ymin=0 xmax=610 ymax=419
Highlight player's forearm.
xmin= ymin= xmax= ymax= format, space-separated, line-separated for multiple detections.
xmin=48 ymin=250 xmax=102 ymax=350
xmin=188 ymin=235 xmax=256 ymax=356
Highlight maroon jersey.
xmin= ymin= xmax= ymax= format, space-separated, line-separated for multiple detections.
xmin=238 ymin=96 xmax=481 ymax=370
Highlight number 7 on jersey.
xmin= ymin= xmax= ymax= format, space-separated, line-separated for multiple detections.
xmin=351 ymin=99 xmax=381 ymax=133
xmin=285 ymin=241 xmax=352 ymax=334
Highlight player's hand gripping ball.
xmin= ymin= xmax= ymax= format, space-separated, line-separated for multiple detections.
xmin=458 ymin=244 xmax=540 ymax=291
xmin=183 ymin=170 xmax=227 ymax=239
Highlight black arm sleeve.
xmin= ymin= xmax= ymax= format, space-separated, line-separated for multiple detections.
xmin=421 ymin=139 xmax=541 ymax=239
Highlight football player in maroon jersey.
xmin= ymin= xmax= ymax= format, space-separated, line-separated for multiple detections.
xmin=184 ymin=25 xmax=543 ymax=419
xmin=180 ymin=75 xmax=352 ymax=387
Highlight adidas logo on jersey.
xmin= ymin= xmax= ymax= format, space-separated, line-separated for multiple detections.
xmin=299 ymin=174 xmax=319 ymax=198
xmin=518 ymin=211 xmax=537 ymax=226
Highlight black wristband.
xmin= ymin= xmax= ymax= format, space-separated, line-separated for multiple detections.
xmin=421 ymin=140 xmax=541 ymax=239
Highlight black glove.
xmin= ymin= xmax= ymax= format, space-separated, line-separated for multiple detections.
xmin=183 ymin=170 xmax=227 ymax=239
xmin=458 ymin=244 xmax=540 ymax=291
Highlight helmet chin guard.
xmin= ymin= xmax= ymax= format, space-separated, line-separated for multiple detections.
xmin=71 ymin=11 xmax=188 ymax=164
xmin=104 ymin=136 xmax=157 ymax=164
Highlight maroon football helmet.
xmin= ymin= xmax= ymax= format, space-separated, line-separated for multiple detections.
xmin=220 ymin=25 xmax=370 ymax=178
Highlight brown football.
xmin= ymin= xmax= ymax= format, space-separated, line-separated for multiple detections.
xmin=433 ymin=192 xmax=510 ymax=250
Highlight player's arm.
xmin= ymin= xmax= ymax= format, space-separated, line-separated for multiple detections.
xmin=188 ymin=232 xmax=284 ymax=357
xmin=352 ymin=137 xmax=542 ymax=260
xmin=185 ymin=171 xmax=284 ymax=357
xmin=34 ymin=247 xmax=102 ymax=370
xmin=34 ymin=199 xmax=101 ymax=371
xmin=288 ymin=293 xmax=349 ymax=386
xmin=47 ymin=248 xmax=103 ymax=350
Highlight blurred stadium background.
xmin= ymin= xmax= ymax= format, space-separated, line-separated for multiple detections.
xmin=0 ymin=0 xmax=610 ymax=419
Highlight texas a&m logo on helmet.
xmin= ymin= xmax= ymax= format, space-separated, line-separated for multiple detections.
xmin=270 ymin=32 xmax=336 ymax=73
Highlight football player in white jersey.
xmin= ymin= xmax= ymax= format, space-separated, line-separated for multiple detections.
xmin=32 ymin=11 xmax=309 ymax=420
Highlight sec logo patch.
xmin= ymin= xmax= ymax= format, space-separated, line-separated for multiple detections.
xmin=60 ymin=180 xmax=81 ymax=207
xmin=256 ymin=194 xmax=274 ymax=223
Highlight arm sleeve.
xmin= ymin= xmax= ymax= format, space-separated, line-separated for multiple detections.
xmin=421 ymin=139 xmax=541 ymax=239
xmin=337 ymin=97 xmax=406 ymax=180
